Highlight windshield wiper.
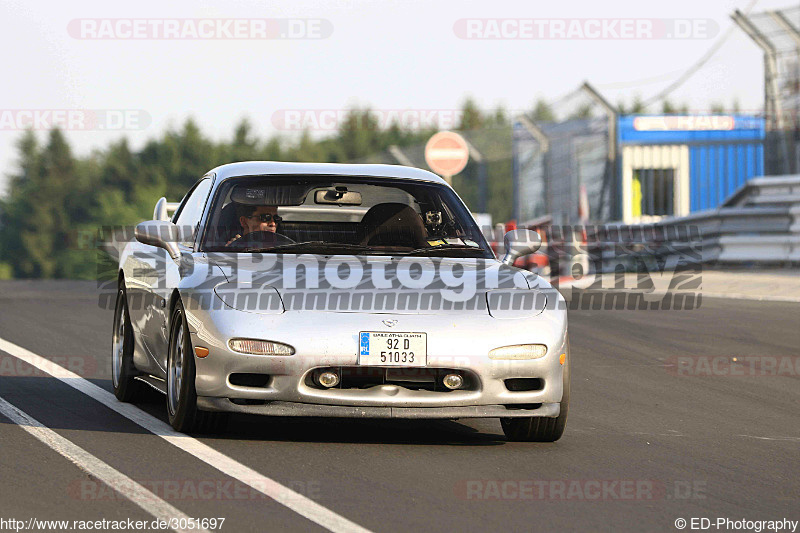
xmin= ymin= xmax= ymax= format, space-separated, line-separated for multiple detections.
xmin=397 ymin=244 xmax=486 ymax=256
xmin=243 ymin=241 xmax=377 ymax=254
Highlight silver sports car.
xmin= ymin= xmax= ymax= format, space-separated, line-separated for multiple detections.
xmin=113 ymin=162 xmax=569 ymax=441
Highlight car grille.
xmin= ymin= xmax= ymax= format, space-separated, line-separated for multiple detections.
xmin=305 ymin=366 xmax=479 ymax=392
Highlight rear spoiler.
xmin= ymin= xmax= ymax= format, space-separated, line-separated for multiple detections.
xmin=153 ymin=197 xmax=181 ymax=221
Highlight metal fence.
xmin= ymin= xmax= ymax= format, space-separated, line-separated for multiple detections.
xmin=734 ymin=6 xmax=800 ymax=176
xmin=513 ymin=117 xmax=613 ymax=226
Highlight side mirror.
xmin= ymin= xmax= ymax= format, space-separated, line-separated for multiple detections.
xmin=135 ymin=221 xmax=181 ymax=261
xmin=502 ymin=229 xmax=541 ymax=266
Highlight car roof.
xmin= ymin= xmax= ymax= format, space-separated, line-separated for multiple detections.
xmin=207 ymin=161 xmax=449 ymax=186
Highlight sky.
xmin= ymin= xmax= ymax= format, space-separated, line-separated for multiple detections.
xmin=0 ymin=0 xmax=793 ymax=196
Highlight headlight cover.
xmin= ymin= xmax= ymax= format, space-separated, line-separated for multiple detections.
xmin=486 ymin=289 xmax=547 ymax=318
xmin=228 ymin=338 xmax=295 ymax=356
xmin=489 ymin=344 xmax=548 ymax=360
xmin=214 ymin=282 xmax=284 ymax=315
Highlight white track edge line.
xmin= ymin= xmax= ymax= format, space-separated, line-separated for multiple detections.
xmin=0 ymin=336 xmax=371 ymax=533
xmin=0 ymin=395 xmax=209 ymax=533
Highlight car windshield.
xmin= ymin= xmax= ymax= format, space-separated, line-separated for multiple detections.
xmin=201 ymin=175 xmax=494 ymax=258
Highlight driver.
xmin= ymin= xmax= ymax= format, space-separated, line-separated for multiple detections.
xmin=226 ymin=205 xmax=282 ymax=246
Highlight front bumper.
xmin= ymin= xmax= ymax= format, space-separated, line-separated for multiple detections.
xmin=184 ymin=297 xmax=568 ymax=419
xmin=197 ymin=398 xmax=560 ymax=419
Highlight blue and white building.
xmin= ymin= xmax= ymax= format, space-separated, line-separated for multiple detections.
xmin=513 ymin=114 xmax=766 ymax=224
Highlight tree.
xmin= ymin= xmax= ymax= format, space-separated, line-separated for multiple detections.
xmin=531 ymin=99 xmax=556 ymax=122
xmin=158 ymin=119 xmax=218 ymax=198
xmin=617 ymin=96 xmax=646 ymax=114
xmin=225 ymin=118 xmax=258 ymax=163
xmin=101 ymin=139 xmax=138 ymax=200
xmin=568 ymin=103 xmax=593 ymax=120
xmin=287 ymin=130 xmax=327 ymax=162
xmin=490 ymin=105 xmax=508 ymax=127
xmin=630 ymin=96 xmax=646 ymax=114
xmin=260 ymin=136 xmax=283 ymax=161
xmin=710 ymin=102 xmax=725 ymax=114
xmin=0 ymin=96 xmax=520 ymax=279
xmin=337 ymin=108 xmax=380 ymax=160
xmin=1 ymin=129 xmax=76 ymax=277
xmin=0 ymin=130 xmax=42 ymax=277
xmin=458 ymin=97 xmax=484 ymax=130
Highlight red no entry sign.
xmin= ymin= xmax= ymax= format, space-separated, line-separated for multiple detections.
xmin=424 ymin=131 xmax=469 ymax=179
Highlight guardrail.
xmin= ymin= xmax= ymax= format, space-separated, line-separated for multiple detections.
xmin=724 ymin=174 xmax=800 ymax=207
xmin=586 ymin=175 xmax=800 ymax=270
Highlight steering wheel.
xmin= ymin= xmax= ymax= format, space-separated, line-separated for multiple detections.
xmin=236 ymin=231 xmax=295 ymax=249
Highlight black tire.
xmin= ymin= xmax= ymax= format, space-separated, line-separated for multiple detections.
xmin=166 ymin=300 xmax=227 ymax=434
xmin=112 ymin=288 xmax=146 ymax=402
xmin=501 ymin=336 xmax=571 ymax=442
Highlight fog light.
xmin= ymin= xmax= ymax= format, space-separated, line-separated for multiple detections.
xmin=228 ymin=339 xmax=295 ymax=356
xmin=442 ymin=373 xmax=464 ymax=390
xmin=317 ymin=371 xmax=340 ymax=388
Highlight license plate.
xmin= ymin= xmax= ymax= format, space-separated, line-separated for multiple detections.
xmin=358 ymin=332 xmax=427 ymax=367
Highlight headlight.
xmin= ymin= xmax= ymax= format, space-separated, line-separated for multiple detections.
xmin=489 ymin=344 xmax=547 ymax=360
xmin=228 ymin=338 xmax=295 ymax=356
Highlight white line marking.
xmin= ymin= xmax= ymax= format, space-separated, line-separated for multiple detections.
xmin=0 ymin=396 xmax=209 ymax=533
xmin=737 ymin=434 xmax=800 ymax=442
xmin=0 ymin=336 xmax=371 ymax=533
xmin=556 ymin=281 xmax=800 ymax=303
xmin=631 ymin=431 xmax=687 ymax=438
xmin=699 ymin=293 xmax=800 ymax=303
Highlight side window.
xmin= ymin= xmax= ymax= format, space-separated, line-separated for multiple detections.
xmin=174 ymin=179 xmax=212 ymax=246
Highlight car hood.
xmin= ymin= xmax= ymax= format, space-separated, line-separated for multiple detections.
xmin=208 ymin=253 xmax=552 ymax=317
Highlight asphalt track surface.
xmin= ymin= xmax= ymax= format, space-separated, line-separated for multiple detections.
xmin=0 ymin=280 xmax=798 ymax=532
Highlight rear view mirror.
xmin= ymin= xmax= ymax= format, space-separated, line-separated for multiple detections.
xmin=315 ymin=187 xmax=362 ymax=205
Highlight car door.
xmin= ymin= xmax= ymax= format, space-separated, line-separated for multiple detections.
xmin=141 ymin=177 xmax=213 ymax=372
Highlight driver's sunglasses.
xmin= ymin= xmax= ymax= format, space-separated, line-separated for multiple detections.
xmin=247 ymin=213 xmax=282 ymax=223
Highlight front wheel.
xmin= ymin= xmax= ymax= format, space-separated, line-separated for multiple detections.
xmin=167 ymin=300 xmax=227 ymax=434
xmin=112 ymin=288 xmax=145 ymax=402
xmin=501 ymin=336 xmax=571 ymax=442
